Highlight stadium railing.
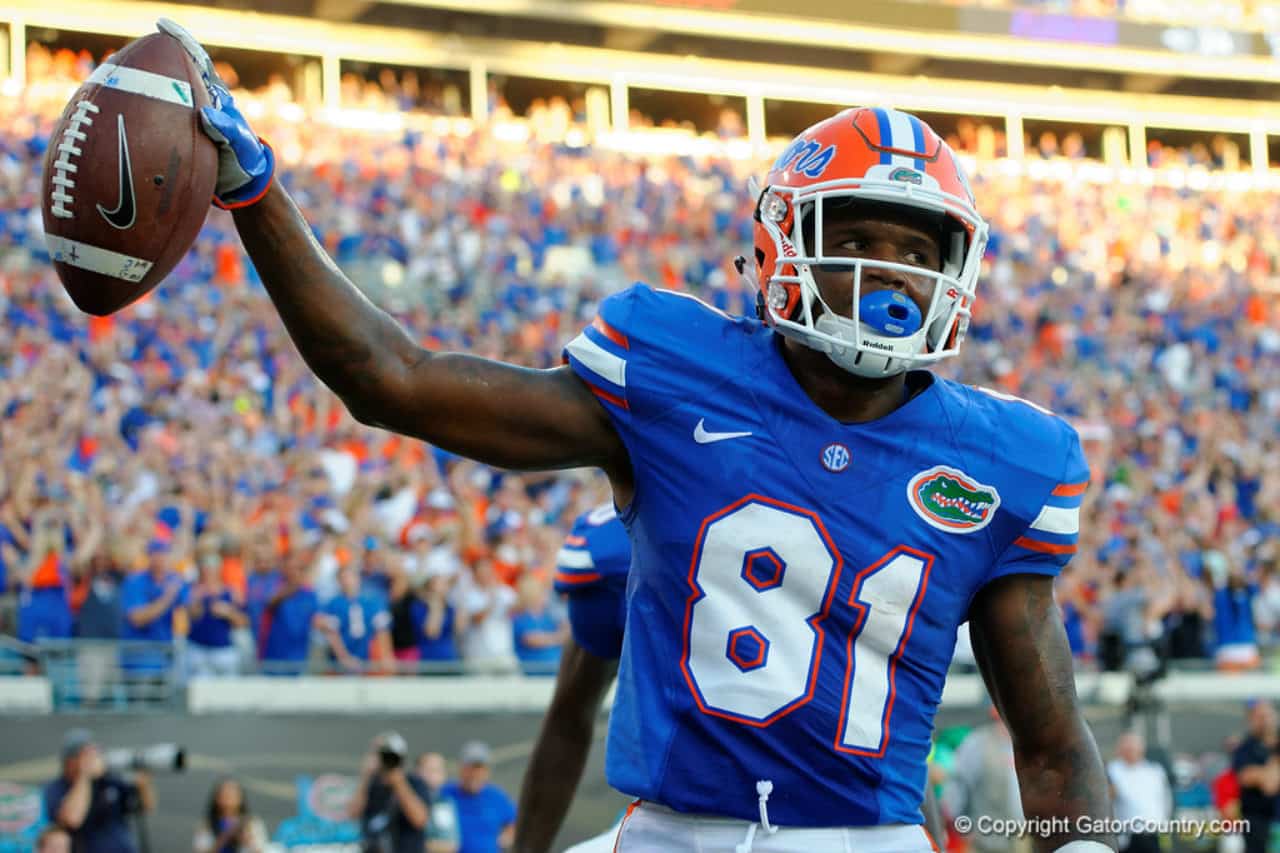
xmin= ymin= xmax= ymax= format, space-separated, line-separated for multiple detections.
xmin=25 ymin=640 xmax=182 ymax=712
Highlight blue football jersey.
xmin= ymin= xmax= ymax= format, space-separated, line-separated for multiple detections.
xmin=563 ymin=284 xmax=1089 ymax=828
xmin=554 ymin=503 xmax=631 ymax=660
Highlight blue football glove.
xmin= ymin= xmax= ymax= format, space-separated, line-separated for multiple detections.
xmin=156 ymin=18 xmax=275 ymax=209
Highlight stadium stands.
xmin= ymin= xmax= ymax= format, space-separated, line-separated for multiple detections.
xmin=2 ymin=49 xmax=1278 ymax=688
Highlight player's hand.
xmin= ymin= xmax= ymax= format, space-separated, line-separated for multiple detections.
xmin=156 ymin=19 xmax=275 ymax=209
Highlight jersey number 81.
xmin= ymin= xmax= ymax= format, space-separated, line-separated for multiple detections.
xmin=679 ymin=496 xmax=933 ymax=757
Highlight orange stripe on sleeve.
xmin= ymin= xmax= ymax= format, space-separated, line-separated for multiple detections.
xmin=1014 ymin=537 xmax=1077 ymax=555
xmin=564 ymin=535 xmax=588 ymax=546
xmin=584 ymin=381 xmax=629 ymax=410
xmin=1051 ymin=481 xmax=1089 ymax=497
xmin=592 ymin=316 xmax=631 ymax=350
xmin=555 ymin=571 xmax=603 ymax=585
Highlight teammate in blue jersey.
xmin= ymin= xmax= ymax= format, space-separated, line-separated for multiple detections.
xmin=514 ymin=503 xmax=629 ymax=852
xmin=169 ymin=18 xmax=1112 ymax=853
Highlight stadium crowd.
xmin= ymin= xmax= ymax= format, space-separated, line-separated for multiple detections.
xmin=2 ymin=45 xmax=1279 ymax=692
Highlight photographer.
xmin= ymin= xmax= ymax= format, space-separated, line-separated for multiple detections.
xmin=347 ymin=732 xmax=431 ymax=853
xmin=43 ymin=729 xmax=155 ymax=853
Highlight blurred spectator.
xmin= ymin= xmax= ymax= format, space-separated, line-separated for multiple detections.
xmin=16 ymin=505 xmax=74 ymax=646
xmin=75 ymin=551 xmax=124 ymax=707
xmin=349 ymin=732 xmax=430 ymax=853
xmin=457 ymin=560 xmax=518 ymax=675
xmin=388 ymin=556 xmax=427 ymax=670
xmin=317 ymin=563 xmax=392 ymax=673
xmin=1214 ymin=561 xmax=1261 ymax=671
xmin=1232 ymin=700 xmax=1280 ymax=853
xmin=187 ymin=545 xmax=249 ymax=678
xmin=192 ymin=777 xmax=268 ymax=853
xmin=441 ymin=742 xmax=516 ymax=853
xmin=43 ymin=728 xmax=154 ymax=853
xmin=259 ymin=546 xmax=320 ymax=676
xmin=1106 ymin=731 xmax=1171 ymax=853
xmin=416 ymin=751 xmax=462 ymax=853
xmin=417 ymin=570 xmax=463 ymax=669
xmin=510 ymin=574 xmax=566 ymax=676
xmin=942 ymin=704 xmax=1025 ymax=853
xmin=120 ymin=541 xmax=187 ymax=676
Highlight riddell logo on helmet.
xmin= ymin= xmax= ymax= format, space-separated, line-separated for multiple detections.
xmin=780 ymin=241 xmax=797 ymax=258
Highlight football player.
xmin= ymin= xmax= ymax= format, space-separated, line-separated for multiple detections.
xmin=162 ymin=20 xmax=1113 ymax=853
xmin=516 ymin=503 xmax=628 ymax=853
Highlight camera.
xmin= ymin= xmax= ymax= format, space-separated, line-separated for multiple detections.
xmin=104 ymin=743 xmax=186 ymax=774
xmin=375 ymin=731 xmax=407 ymax=771
xmin=378 ymin=747 xmax=402 ymax=771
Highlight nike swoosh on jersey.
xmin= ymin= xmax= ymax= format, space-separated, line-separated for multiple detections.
xmin=97 ymin=114 xmax=137 ymax=230
xmin=693 ymin=418 xmax=752 ymax=444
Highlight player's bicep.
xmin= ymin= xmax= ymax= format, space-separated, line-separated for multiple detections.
xmin=363 ymin=352 xmax=626 ymax=474
xmin=968 ymin=573 xmax=1081 ymax=753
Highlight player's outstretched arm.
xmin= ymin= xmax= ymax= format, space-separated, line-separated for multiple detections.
xmin=513 ymin=637 xmax=618 ymax=853
xmin=235 ymin=185 xmax=624 ymax=472
xmin=159 ymin=20 xmax=626 ymax=476
xmin=968 ymin=574 xmax=1115 ymax=853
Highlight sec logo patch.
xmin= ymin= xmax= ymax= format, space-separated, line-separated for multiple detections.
xmin=821 ymin=443 xmax=850 ymax=473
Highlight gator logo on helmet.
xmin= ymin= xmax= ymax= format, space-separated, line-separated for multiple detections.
xmin=907 ymin=466 xmax=1000 ymax=534
xmin=888 ymin=167 xmax=923 ymax=185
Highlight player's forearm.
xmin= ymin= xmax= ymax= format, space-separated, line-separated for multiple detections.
xmin=513 ymin=714 xmax=594 ymax=853
xmin=514 ymin=643 xmax=615 ymax=853
xmin=231 ymin=183 xmax=424 ymax=424
xmin=1014 ymin=714 xmax=1114 ymax=852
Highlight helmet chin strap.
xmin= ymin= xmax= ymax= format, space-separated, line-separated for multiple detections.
xmin=813 ymin=312 xmax=913 ymax=379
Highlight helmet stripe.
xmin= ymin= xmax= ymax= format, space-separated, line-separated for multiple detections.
xmin=908 ymin=113 xmax=926 ymax=171
xmin=872 ymin=107 xmax=893 ymax=165
xmin=884 ymin=109 xmax=918 ymax=169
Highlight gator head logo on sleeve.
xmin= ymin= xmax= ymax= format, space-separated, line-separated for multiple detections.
xmin=907 ymin=466 xmax=1001 ymax=534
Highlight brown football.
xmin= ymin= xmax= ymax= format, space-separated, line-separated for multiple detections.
xmin=41 ymin=32 xmax=218 ymax=316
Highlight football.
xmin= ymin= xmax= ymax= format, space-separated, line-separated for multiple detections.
xmin=41 ymin=32 xmax=218 ymax=316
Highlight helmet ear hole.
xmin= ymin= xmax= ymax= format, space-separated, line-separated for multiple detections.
xmin=755 ymin=248 xmax=766 ymax=268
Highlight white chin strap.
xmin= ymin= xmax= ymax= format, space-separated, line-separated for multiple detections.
xmin=812 ymin=312 xmax=920 ymax=379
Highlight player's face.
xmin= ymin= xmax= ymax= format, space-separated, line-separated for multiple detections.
xmin=810 ymin=207 xmax=944 ymax=321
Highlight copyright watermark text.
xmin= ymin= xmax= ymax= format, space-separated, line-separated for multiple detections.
xmin=952 ymin=816 xmax=1249 ymax=840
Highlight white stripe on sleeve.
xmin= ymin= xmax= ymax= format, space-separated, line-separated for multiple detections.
xmin=1030 ymin=505 xmax=1080 ymax=536
xmin=556 ymin=547 xmax=596 ymax=570
xmin=565 ymin=334 xmax=627 ymax=388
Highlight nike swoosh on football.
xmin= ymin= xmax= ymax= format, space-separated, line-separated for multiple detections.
xmin=693 ymin=418 xmax=753 ymax=444
xmin=97 ymin=113 xmax=137 ymax=230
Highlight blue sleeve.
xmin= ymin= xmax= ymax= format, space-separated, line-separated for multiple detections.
xmin=554 ymin=515 xmax=605 ymax=592
xmin=564 ymin=581 xmax=627 ymax=659
xmin=989 ymin=420 xmax=1090 ymax=582
xmin=554 ymin=512 xmax=628 ymax=659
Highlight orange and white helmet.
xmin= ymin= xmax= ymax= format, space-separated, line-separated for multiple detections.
xmin=751 ymin=107 xmax=989 ymax=379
